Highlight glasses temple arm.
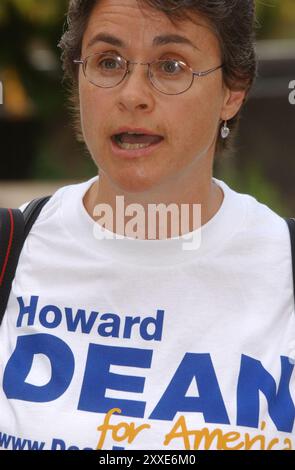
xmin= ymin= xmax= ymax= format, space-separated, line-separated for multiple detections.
xmin=193 ymin=64 xmax=224 ymax=77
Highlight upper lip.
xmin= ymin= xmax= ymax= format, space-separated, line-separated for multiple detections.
xmin=111 ymin=127 xmax=164 ymax=137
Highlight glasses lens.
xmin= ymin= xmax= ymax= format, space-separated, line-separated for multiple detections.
xmin=150 ymin=59 xmax=192 ymax=94
xmin=85 ymin=53 xmax=126 ymax=87
xmin=84 ymin=54 xmax=193 ymax=94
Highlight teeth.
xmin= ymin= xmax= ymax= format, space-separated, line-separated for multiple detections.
xmin=117 ymin=142 xmax=151 ymax=150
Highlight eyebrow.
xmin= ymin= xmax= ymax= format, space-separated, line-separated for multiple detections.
xmin=86 ymin=32 xmax=199 ymax=51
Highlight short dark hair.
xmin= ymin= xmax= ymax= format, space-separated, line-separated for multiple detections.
xmin=58 ymin=0 xmax=258 ymax=156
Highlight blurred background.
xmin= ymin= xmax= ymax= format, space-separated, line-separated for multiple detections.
xmin=0 ymin=0 xmax=294 ymax=213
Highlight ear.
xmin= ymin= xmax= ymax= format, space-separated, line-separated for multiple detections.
xmin=220 ymin=85 xmax=247 ymax=121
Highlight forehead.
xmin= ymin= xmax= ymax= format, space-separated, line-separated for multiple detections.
xmin=82 ymin=0 xmax=220 ymax=56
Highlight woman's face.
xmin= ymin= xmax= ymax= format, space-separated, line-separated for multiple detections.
xmin=79 ymin=0 xmax=244 ymax=194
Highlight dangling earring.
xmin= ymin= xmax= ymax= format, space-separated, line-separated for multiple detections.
xmin=221 ymin=120 xmax=230 ymax=139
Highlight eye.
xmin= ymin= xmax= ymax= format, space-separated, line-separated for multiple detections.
xmin=97 ymin=56 xmax=121 ymax=70
xmin=88 ymin=53 xmax=125 ymax=73
xmin=158 ymin=59 xmax=185 ymax=75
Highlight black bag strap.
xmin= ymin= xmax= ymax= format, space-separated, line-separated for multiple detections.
xmin=0 ymin=208 xmax=24 ymax=321
xmin=0 ymin=196 xmax=51 ymax=324
xmin=285 ymin=218 xmax=295 ymax=306
xmin=22 ymin=196 xmax=51 ymax=239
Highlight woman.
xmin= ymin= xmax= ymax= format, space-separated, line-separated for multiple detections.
xmin=0 ymin=0 xmax=294 ymax=450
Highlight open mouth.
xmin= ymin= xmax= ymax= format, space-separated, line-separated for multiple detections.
xmin=111 ymin=132 xmax=164 ymax=150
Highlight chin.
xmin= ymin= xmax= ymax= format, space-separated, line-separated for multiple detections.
xmin=111 ymin=169 xmax=163 ymax=194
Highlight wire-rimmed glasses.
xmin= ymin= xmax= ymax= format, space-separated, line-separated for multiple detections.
xmin=73 ymin=52 xmax=224 ymax=95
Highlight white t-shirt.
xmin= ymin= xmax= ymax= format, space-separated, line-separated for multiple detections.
xmin=0 ymin=176 xmax=294 ymax=451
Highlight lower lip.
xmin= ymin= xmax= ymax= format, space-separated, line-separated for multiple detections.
xmin=110 ymin=137 xmax=164 ymax=159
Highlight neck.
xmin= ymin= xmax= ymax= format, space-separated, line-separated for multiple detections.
xmin=83 ymin=170 xmax=224 ymax=240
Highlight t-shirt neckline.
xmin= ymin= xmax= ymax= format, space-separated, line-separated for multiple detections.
xmin=61 ymin=175 xmax=247 ymax=267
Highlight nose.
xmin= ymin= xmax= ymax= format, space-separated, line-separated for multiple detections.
xmin=117 ymin=62 xmax=156 ymax=112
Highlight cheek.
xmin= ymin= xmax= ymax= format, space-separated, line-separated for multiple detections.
xmin=79 ymin=92 xmax=94 ymax=136
xmin=177 ymin=86 xmax=223 ymax=149
xmin=79 ymin=81 xmax=105 ymax=146
xmin=172 ymin=100 xmax=218 ymax=155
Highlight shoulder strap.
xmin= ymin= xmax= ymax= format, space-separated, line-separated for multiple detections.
xmin=23 ymin=196 xmax=51 ymax=239
xmin=285 ymin=218 xmax=295 ymax=307
xmin=0 ymin=196 xmax=51 ymax=324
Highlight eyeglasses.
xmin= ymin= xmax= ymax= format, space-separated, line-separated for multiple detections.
xmin=73 ymin=52 xmax=224 ymax=96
